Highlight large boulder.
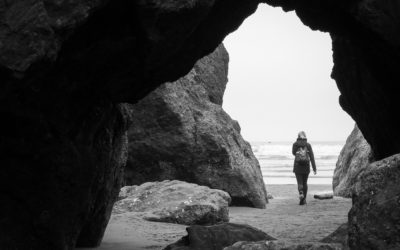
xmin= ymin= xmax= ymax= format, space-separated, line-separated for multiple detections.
xmin=114 ymin=180 xmax=231 ymax=225
xmin=0 ymin=103 xmax=130 ymax=249
xmin=125 ymin=44 xmax=268 ymax=208
xmin=224 ymin=241 xmax=343 ymax=250
xmin=348 ymin=154 xmax=400 ymax=250
xmin=333 ymin=125 xmax=373 ymax=197
xmin=164 ymin=223 xmax=275 ymax=250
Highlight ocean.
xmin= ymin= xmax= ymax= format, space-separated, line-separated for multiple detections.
xmin=251 ymin=141 xmax=344 ymax=185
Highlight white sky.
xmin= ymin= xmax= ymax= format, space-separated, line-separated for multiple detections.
xmin=222 ymin=4 xmax=354 ymax=142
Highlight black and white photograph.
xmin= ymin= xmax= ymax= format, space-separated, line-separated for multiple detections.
xmin=0 ymin=1 xmax=398 ymax=249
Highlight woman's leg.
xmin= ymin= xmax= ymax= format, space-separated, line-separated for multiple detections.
xmin=295 ymin=173 xmax=304 ymax=196
xmin=303 ymin=173 xmax=310 ymax=199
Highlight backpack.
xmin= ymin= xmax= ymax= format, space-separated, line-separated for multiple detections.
xmin=295 ymin=146 xmax=309 ymax=164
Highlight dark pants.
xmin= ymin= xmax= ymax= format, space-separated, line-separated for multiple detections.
xmin=295 ymin=173 xmax=309 ymax=198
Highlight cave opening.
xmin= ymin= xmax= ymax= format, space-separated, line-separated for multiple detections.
xmin=2 ymin=0 xmax=398 ymax=249
xmin=219 ymin=3 xmax=354 ymax=243
xmin=94 ymin=3 xmax=357 ymax=249
xmin=223 ymin=4 xmax=354 ymax=186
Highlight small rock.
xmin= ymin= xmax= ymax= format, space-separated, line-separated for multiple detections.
xmin=314 ymin=192 xmax=334 ymax=200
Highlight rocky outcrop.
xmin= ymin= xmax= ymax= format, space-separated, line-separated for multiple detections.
xmin=0 ymin=103 xmax=130 ymax=249
xmin=333 ymin=125 xmax=373 ymax=198
xmin=1 ymin=0 xmax=400 ymax=249
xmin=348 ymin=154 xmax=400 ymax=250
xmin=224 ymin=241 xmax=343 ymax=250
xmin=125 ymin=44 xmax=268 ymax=208
xmin=114 ymin=180 xmax=231 ymax=225
xmin=0 ymin=1 xmax=261 ymax=249
xmin=164 ymin=223 xmax=275 ymax=250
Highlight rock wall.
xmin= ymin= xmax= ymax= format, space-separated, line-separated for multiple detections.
xmin=0 ymin=103 xmax=129 ymax=249
xmin=0 ymin=1 xmax=260 ymax=249
xmin=1 ymin=0 xmax=400 ymax=249
xmin=125 ymin=44 xmax=268 ymax=208
xmin=349 ymin=154 xmax=400 ymax=250
xmin=333 ymin=125 xmax=373 ymax=198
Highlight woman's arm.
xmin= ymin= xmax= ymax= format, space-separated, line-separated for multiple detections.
xmin=292 ymin=142 xmax=297 ymax=156
xmin=308 ymin=143 xmax=317 ymax=172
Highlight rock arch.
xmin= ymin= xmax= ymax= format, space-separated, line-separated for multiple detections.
xmin=0 ymin=0 xmax=399 ymax=249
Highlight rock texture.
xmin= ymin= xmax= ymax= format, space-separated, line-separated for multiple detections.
xmin=333 ymin=125 xmax=373 ymax=198
xmin=0 ymin=103 xmax=130 ymax=249
xmin=224 ymin=241 xmax=343 ymax=250
xmin=1 ymin=0 xmax=400 ymax=249
xmin=114 ymin=180 xmax=231 ymax=225
xmin=164 ymin=223 xmax=275 ymax=250
xmin=0 ymin=1 xmax=261 ymax=249
xmin=348 ymin=154 xmax=400 ymax=250
xmin=125 ymin=44 xmax=268 ymax=208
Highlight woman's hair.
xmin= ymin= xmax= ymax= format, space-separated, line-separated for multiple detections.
xmin=298 ymin=131 xmax=307 ymax=139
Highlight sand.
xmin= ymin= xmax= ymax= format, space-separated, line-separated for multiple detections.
xmin=79 ymin=184 xmax=352 ymax=250
xmin=230 ymin=185 xmax=351 ymax=244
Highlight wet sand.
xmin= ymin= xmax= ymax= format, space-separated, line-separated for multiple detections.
xmin=79 ymin=184 xmax=351 ymax=250
xmin=230 ymin=184 xmax=351 ymax=244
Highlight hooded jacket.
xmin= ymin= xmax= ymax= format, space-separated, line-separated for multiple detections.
xmin=292 ymin=138 xmax=316 ymax=174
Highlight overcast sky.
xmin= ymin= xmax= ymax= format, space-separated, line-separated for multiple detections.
xmin=222 ymin=4 xmax=354 ymax=142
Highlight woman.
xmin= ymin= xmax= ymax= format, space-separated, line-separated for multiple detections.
xmin=292 ymin=131 xmax=317 ymax=205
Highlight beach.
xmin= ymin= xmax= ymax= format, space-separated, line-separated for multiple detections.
xmin=81 ymin=184 xmax=352 ymax=250
xmin=230 ymin=184 xmax=351 ymax=244
xmin=80 ymin=141 xmax=350 ymax=249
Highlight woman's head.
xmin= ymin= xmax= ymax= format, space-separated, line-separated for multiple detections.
xmin=298 ymin=131 xmax=307 ymax=139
